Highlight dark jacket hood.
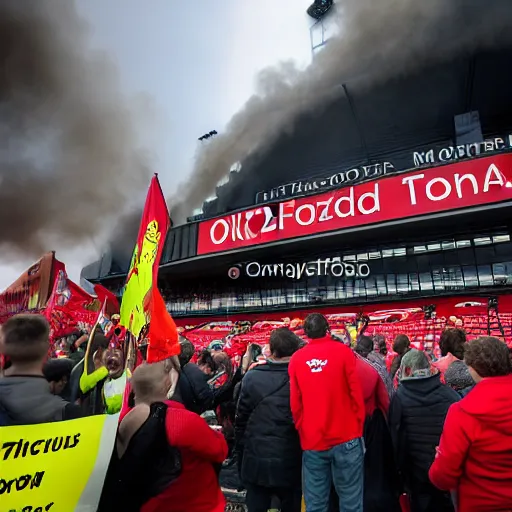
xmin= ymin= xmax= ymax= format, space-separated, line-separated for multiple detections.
xmin=399 ymin=373 xmax=458 ymax=403
xmin=0 ymin=375 xmax=67 ymax=425
xmin=459 ymin=374 xmax=512 ymax=434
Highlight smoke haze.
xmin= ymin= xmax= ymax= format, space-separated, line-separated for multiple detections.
xmin=171 ymin=0 xmax=512 ymax=223
xmin=0 ymin=0 xmax=151 ymax=258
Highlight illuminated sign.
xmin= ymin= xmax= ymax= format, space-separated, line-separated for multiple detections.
xmin=198 ymin=154 xmax=512 ymax=256
xmin=228 ymin=259 xmax=370 ymax=280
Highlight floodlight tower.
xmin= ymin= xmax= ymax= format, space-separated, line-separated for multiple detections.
xmin=308 ymin=0 xmax=334 ymax=57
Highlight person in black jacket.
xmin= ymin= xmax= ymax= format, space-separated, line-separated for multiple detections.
xmin=177 ymin=337 xmax=214 ymax=414
xmin=389 ymin=349 xmax=459 ymax=512
xmin=235 ymin=328 xmax=302 ymax=512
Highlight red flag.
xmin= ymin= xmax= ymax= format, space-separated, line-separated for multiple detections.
xmin=120 ymin=174 xmax=179 ymax=361
xmin=94 ymin=284 xmax=120 ymax=314
xmin=146 ymin=286 xmax=179 ymax=363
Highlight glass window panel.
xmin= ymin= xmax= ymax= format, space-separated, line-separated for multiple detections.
xmin=369 ymin=251 xmax=381 ymax=259
xmin=456 ymin=240 xmax=471 ymax=248
xmin=407 ymin=272 xmax=420 ymax=291
xmin=375 ymin=275 xmax=387 ymax=295
xmin=462 ymin=266 xmax=479 ymax=287
xmin=414 ymin=245 xmax=427 ymax=253
xmin=432 ymin=269 xmax=445 ymax=290
xmin=394 ymin=247 xmax=406 ymax=256
xmin=427 ymin=243 xmax=441 ymax=251
xmin=441 ymin=240 xmax=456 ymax=250
xmin=357 ymin=252 xmax=369 ymax=261
xmin=364 ymin=277 xmax=377 ymax=296
xmin=493 ymin=234 xmax=511 ymax=243
xmin=477 ymin=265 xmax=493 ymax=287
xmin=419 ymin=272 xmax=434 ymax=291
xmin=474 ymin=237 xmax=492 ymax=246
xmin=386 ymin=275 xmax=397 ymax=294
xmin=492 ymin=263 xmax=507 ymax=284
xmin=382 ymin=249 xmax=394 ymax=258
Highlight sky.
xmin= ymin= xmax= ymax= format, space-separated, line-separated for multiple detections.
xmin=0 ymin=0 xmax=314 ymax=291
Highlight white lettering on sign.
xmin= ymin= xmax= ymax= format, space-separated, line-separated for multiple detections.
xmin=203 ymin=158 xmax=512 ymax=252
xmin=239 ymin=259 xmax=371 ymax=280
xmin=257 ymin=162 xmax=395 ymax=202
xmin=402 ymin=164 xmax=507 ymax=205
xmin=412 ymin=136 xmax=512 ymax=167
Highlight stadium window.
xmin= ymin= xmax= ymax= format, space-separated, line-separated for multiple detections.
xmin=462 ymin=266 xmax=479 ymax=288
xmin=369 ymin=251 xmax=381 ymax=260
xmin=393 ymin=247 xmax=407 ymax=257
xmin=419 ymin=272 xmax=434 ymax=291
xmin=477 ymin=265 xmax=493 ymax=287
xmin=456 ymin=240 xmax=471 ymax=249
xmin=382 ymin=249 xmax=394 ymax=258
xmin=493 ymin=234 xmax=511 ymax=244
xmin=441 ymin=240 xmax=456 ymax=251
xmin=474 ymin=237 xmax=492 ymax=246
xmin=413 ymin=245 xmax=427 ymax=254
xmin=427 ymin=243 xmax=441 ymax=252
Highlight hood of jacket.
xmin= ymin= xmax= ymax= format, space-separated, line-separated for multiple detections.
xmin=399 ymin=373 xmax=459 ymax=405
xmin=459 ymin=374 xmax=512 ymax=434
xmin=0 ymin=375 xmax=67 ymax=425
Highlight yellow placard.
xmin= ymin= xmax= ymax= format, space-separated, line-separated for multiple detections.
xmin=0 ymin=414 xmax=118 ymax=512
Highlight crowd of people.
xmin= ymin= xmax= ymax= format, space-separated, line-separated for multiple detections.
xmin=1 ymin=311 xmax=512 ymax=512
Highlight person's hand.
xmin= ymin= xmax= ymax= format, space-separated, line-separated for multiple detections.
xmin=435 ymin=446 xmax=441 ymax=458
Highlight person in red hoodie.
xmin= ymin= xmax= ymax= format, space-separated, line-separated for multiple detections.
xmin=289 ymin=313 xmax=365 ymax=512
xmin=429 ymin=336 xmax=512 ymax=512
xmin=108 ymin=358 xmax=228 ymax=512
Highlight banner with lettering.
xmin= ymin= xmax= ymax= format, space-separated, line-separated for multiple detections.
xmin=198 ymin=153 xmax=512 ymax=255
xmin=0 ymin=414 xmax=118 ymax=512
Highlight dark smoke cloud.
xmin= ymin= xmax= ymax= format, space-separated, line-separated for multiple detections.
xmin=0 ymin=0 xmax=151 ymax=258
xmin=171 ymin=0 xmax=512 ymax=223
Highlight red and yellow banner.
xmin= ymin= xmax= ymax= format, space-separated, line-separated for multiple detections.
xmin=120 ymin=175 xmax=179 ymax=361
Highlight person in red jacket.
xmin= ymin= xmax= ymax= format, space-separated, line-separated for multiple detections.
xmin=429 ymin=336 xmax=512 ymax=512
xmin=115 ymin=359 xmax=228 ymax=512
xmin=289 ymin=313 xmax=365 ymax=512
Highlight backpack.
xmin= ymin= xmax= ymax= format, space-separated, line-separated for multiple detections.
xmin=98 ymin=402 xmax=182 ymax=512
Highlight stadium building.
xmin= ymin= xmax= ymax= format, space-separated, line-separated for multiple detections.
xmin=82 ymin=44 xmax=512 ymax=331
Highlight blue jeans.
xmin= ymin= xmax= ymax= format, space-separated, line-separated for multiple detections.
xmin=303 ymin=438 xmax=364 ymax=512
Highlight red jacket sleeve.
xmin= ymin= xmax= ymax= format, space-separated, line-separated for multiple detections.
xmin=429 ymin=402 xmax=471 ymax=491
xmin=166 ymin=407 xmax=228 ymax=464
xmin=345 ymin=350 xmax=366 ymax=429
xmin=288 ymin=357 xmax=303 ymax=431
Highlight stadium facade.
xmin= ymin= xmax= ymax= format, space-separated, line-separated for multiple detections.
xmin=82 ymin=47 xmax=512 ymax=324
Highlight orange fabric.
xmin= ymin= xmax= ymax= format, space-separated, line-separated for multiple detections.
xmin=146 ymin=286 xmax=179 ymax=363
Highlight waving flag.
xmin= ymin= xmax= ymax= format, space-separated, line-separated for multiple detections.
xmin=120 ymin=174 xmax=179 ymax=361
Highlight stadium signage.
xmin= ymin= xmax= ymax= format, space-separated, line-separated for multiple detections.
xmin=256 ymin=136 xmax=512 ymax=204
xmin=413 ymin=135 xmax=512 ymax=167
xmin=256 ymin=161 xmax=396 ymax=203
xmin=229 ymin=259 xmax=371 ymax=280
xmin=198 ymin=154 xmax=512 ymax=255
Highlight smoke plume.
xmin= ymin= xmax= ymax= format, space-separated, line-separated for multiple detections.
xmin=0 ymin=1 xmax=151 ymax=258
xmin=171 ymin=0 xmax=512 ymax=223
